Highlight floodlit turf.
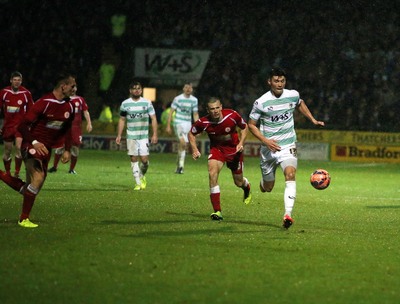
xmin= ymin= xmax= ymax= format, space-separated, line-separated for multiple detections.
xmin=1 ymin=149 xmax=400 ymax=303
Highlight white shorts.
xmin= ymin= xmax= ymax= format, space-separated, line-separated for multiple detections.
xmin=127 ymin=138 xmax=149 ymax=156
xmin=259 ymin=144 xmax=298 ymax=182
xmin=173 ymin=122 xmax=191 ymax=143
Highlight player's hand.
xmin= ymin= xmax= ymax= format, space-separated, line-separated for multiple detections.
xmin=192 ymin=150 xmax=201 ymax=160
xmin=236 ymin=144 xmax=244 ymax=153
xmin=265 ymin=138 xmax=281 ymax=152
xmin=116 ymin=136 xmax=121 ymax=145
xmin=61 ymin=150 xmax=71 ymax=163
xmin=32 ymin=141 xmax=49 ymax=156
xmin=151 ymin=134 xmax=158 ymax=144
xmin=315 ymin=120 xmax=325 ymax=127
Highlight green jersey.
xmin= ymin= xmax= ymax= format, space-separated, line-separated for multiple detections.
xmin=120 ymin=97 xmax=155 ymax=140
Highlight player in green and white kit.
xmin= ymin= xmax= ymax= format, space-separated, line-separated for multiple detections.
xmin=248 ymin=67 xmax=324 ymax=229
xmin=166 ymin=82 xmax=199 ymax=174
xmin=116 ymin=81 xmax=158 ymax=190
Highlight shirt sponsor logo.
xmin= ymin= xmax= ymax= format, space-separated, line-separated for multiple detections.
xmin=271 ymin=112 xmax=289 ymax=122
xmin=46 ymin=120 xmax=64 ymax=130
xmin=6 ymin=106 xmax=20 ymax=113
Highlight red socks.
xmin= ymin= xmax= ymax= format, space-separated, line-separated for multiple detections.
xmin=210 ymin=192 xmax=221 ymax=212
xmin=53 ymin=153 xmax=62 ymax=169
xmin=70 ymin=155 xmax=77 ymax=171
xmin=0 ymin=170 xmax=25 ymax=192
xmin=20 ymin=188 xmax=36 ymax=221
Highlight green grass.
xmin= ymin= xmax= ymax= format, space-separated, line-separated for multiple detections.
xmin=1 ymin=149 xmax=400 ymax=304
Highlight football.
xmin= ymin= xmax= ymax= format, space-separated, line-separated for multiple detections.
xmin=310 ymin=169 xmax=331 ymax=190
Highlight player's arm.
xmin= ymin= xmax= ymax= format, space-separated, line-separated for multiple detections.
xmin=166 ymin=106 xmax=176 ymax=134
xmin=83 ymin=110 xmax=93 ymax=132
xmin=150 ymin=114 xmax=158 ymax=144
xmin=188 ymin=130 xmax=201 ymax=159
xmin=248 ymin=119 xmax=281 ymax=152
xmin=297 ymin=99 xmax=325 ymax=127
xmin=236 ymin=122 xmax=248 ymax=153
xmin=193 ymin=111 xmax=199 ymax=122
xmin=116 ymin=116 xmax=126 ymax=145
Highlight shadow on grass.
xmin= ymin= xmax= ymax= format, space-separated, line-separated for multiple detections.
xmin=366 ymin=205 xmax=400 ymax=209
xmin=166 ymin=211 xmax=281 ymax=228
xmin=98 ymin=211 xmax=282 ymax=230
xmin=45 ymin=186 xmax=129 ymax=192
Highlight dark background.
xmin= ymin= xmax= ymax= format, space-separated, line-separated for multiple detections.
xmin=1 ymin=0 xmax=399 ymax=131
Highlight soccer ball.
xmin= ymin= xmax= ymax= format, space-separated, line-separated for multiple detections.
xmin=310 ymin=169 xmax=331 ymax=190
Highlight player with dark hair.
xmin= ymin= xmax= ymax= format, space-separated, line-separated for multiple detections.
xmin=166 ymin=82 xmax=199 ymax=174
xmin=116 ymin=81 xmax=158 ymax=190
xmin=248 ymin=67 xmax=324 ymax=229
xmin=188 ymin=97 xmax=251 ymax=221
xmin=0 ymin=71 xmax=34 ymax=178
xmin=48 ymin=85 xmax=92 ymax=174
xmin=0 ymin=73 xmax=77 ymax=228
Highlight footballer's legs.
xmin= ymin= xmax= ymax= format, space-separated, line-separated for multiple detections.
xmin=14 ymin=137 xmax=23 ymax=177
xmin=242 ymin=177 xmax=251 ymax=205
xmin=18 ymin=158 xmax=45 ymax=228
xmin=3 ymin=140 xmax=13 ymax=175
xmin=232 ymin=172 xmax=252 ymax=205
xmin=209 ymin=159 xmax=223 ymax=220
xmin=14 ymin=156 xmax=23 ymax=178
xmin=139 ymin=156 xmax=149 ymax=189
xmin=3 ymin=157 xmax=11 ymax=175
xmin=0 ymin=169 xmax=25 ymax=192
xmin=282 ymin=165 xmax=296 ymax=229
xmin=69 ymin=146 xmax=79 ymax=174
xmin=19 ymin=184 xmax=39 ymax=228
xmin=49 ymin=147 xmax=64 ymax=172
xmin=175 ymin=136 xmax=186 ymax=174
xmin=131 ymin=161 xmax=142 ymax=189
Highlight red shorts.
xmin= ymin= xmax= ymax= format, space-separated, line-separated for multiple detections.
xmin=22 ymin=146 xmax=51 ymax=170
xmin=1 ymin=126 xmax=22 ymax=142
xmin=208 ymin=146 xmax=243 ymax=174
xmin=69 ymin=125 xmax=82 ymax=146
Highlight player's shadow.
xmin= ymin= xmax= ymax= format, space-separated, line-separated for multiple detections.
xmin=366 ymin=205 xmax=400 ymax=209
xmin=165 ymin=211 xmax=281 ymax=228
xmin=98 ymin=211 xmax=286 ymax=239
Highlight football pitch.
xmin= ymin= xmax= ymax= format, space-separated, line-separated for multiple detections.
xmin=1 ymin=149 xmax=399 ymax=304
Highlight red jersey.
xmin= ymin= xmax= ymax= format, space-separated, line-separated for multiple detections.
xmin=0 ymin=85 xmax=34 ymax=135
xmin=70 ymin=95 xmax=89 ymax=126
xmin=18 ymin=93 xmax=75 ymax=150
xmin=191 ymin=109 xmax=247 ymax=150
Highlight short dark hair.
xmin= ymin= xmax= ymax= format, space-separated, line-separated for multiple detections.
xmin=269 ymin=67 xmax=286 ymax=78
xmin=129 ymin=81 xmax=142 ymax=89
xmin=54 ymin=73 xmax=76 ymax=88
xmin=10 ymin=71 xmax=22 ymax=79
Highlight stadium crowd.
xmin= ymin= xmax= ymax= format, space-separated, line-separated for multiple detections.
xmin=1 ymin=0 xmax=400 ymax=132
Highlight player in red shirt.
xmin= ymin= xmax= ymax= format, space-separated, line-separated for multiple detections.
xmin=0 ymin=71 xmax=34 ymax=177
xmin=48 ymin=86 xmax=92 ymax=174
xmin=0 ymin=73 xmax=76 ymax=228
xmin=188 ymin=97 xmax=252 ymax=221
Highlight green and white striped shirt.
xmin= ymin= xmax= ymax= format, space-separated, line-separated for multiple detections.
xmin=120 ymin=97 xmax=155 ymax=140
xmin=171 ymin=93 xmax=198 ymax=124
xmin=249 ymin=89 xmax=301 ymax=148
